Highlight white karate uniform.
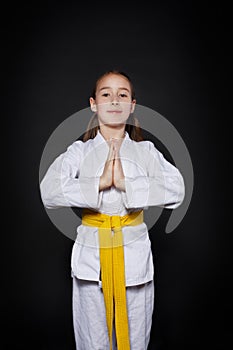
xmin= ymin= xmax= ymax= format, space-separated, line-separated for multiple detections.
xmin=40 ymin=130 xmax=185 ymax=349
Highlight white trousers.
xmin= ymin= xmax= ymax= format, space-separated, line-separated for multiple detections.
xmin=72 ymin=277 xmax=154 ymax=350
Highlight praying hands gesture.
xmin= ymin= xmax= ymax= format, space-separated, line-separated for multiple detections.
xmin=99 ymin=139 xmax=126 ymax=192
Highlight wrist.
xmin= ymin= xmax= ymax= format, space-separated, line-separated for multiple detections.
xmin=99 ymin=176 xmax=111 ymax=191
xmin=115 ymin=178 xmax=126 ymax=192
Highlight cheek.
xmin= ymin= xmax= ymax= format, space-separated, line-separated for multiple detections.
xmin=122 ymin=103 xmax=132 ymax=114
xmin=96 ymin=105 xmax=109 ymax=122
xmin=97 ymin=103 xmax=108 ymax=116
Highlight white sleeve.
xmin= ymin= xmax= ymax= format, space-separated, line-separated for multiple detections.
xmin=40 ymin=141 xmax=103 ymax=209
xmin=122 ymin=141 xmax=185 ymax=209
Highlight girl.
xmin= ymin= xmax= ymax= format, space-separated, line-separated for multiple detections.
xmin=40 ymin=70 xmax=185 ymax=350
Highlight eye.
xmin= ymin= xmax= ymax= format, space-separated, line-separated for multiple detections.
xmin=102 ymin=93 xmax=110 ymax=97
xmin=119 ymin=93 xmax=128 ymax=98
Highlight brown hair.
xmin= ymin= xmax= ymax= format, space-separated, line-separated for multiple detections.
xmin=83 ymin=70 xmax=144 ymax=142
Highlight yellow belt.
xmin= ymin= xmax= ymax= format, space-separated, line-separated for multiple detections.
xmin=82 ymin=208 xmax=144 ymax=350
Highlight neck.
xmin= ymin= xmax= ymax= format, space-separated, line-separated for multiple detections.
xmin=99 ymin=124 xmax=126 ymax=141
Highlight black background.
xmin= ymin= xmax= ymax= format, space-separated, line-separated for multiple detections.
xmin=3 ymin=1 xmax=232 ymax=349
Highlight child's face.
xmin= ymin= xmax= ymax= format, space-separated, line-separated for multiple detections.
xmin=90 ymin=73 xmax=136 ymax=127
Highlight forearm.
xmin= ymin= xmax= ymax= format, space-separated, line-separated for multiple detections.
xmin=40 ymin=152 xmax=103 ymax=209
xmin=122 ymin=172 xmax=185 ymax=209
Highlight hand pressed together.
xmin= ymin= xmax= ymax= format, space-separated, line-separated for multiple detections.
xmin=99 ymin=139 xmax=126 ymax=192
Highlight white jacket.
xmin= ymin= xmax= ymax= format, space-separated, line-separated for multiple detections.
xmin=40 ymin=131 xmax=185 ymax=286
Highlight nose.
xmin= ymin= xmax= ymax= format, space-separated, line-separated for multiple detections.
xmin=111 ymin=94 xmax=119 ymax=105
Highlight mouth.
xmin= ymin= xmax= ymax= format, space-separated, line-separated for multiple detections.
xmin=107 ymin=110 xmax=122 ymax=114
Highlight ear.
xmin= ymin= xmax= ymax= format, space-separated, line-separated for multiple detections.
xmin=130 ymin=99 xmax=136 ymax=113
xmin=89 ymin=97 xmax=97 ymax=112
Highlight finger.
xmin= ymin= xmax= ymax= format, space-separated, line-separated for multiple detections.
xmin=113 ymin=142 xmax=120 ymax=159
xmin=107 ymin=141 xmax=115 ymax=162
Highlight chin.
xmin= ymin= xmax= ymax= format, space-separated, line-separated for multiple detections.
xmin=106 ymin=122 xmax=126 ymax=128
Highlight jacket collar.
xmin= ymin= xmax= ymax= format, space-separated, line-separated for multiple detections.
xmin=94 ymin=129 xmax=130 ymax=146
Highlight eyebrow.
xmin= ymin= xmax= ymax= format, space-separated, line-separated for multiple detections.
xmin=98 ymin=86 xmax=130 ymax=92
